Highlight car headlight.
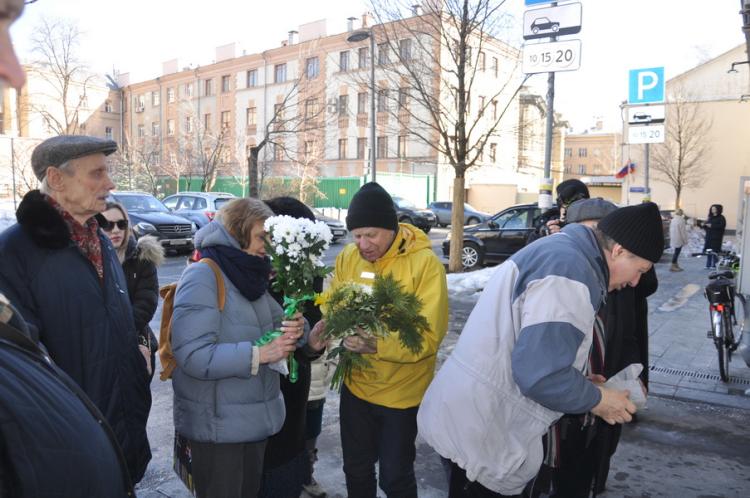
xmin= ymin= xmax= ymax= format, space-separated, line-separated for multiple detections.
xmin=135 ymin=222 xmax=156 ymax=234
xmin=191 ymin=222 xmax=198 ymax=233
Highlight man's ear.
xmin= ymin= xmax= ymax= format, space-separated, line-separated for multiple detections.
xmin=44 ymin=166 xmax=65 ymax=191
xmin=611 ymin=243 xmax=625 ymax=259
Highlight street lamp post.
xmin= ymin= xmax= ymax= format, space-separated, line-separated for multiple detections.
xmin=347 ymin=28 xmax=377 ymax=182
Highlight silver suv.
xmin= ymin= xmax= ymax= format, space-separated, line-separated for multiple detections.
xmin=162 ymin=192 xmax=236 ymax=228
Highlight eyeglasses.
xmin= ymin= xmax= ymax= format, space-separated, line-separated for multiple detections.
xmin=100 ymin=219 xmax=128 ymax=231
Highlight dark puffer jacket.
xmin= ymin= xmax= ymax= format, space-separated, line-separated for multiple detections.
xmin=0 ymin=190 xmax=152 ymax=484
xmin=121 ymin=235 xmax=163 ymax=348
xmin=703 ymin=204 xmax=726 ymax=253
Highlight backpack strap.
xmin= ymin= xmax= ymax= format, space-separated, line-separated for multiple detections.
xmin=199 ymin=258 xmax=225 ymax=311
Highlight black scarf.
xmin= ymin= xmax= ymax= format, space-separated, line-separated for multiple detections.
xmin=200 ymin=245 xmax=271 ymax=302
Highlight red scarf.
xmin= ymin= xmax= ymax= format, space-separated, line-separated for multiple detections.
xmin=45 ymin=195 xmax=104 ymax=282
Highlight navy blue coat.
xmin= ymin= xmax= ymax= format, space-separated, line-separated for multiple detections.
xmin=703 ymin=204 xmax=726 ymax=253
xmin=0 ymin=306 xmax=133 ymax=497
xmin=0 ymin=191 xmax=151 ymax=484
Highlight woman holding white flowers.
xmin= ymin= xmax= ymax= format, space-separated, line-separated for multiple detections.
xmin=170 ymin=197 xmax=326 ymax=498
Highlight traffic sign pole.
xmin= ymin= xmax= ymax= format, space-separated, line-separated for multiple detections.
xmin=542 ymin=2 xmax=557 ymax=182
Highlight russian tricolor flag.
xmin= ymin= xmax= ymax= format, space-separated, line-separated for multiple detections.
xmin=615 ymin=162 xmax=636 ymax=179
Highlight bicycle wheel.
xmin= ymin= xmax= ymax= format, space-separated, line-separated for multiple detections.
xmin=732 ymin=293 xmax=746 ymax=349
xmin=714 ymin=310 xmax=730 ymax=381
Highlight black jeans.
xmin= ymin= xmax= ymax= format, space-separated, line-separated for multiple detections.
xmin=449 ymin=462 xmax=522 ymax=498
xmin=189 ymin=439 xmax=266 ymax=498
xmin=672 ymin=246 xmax=682 ymax=264
xmin=340 ymin=385 xmax=418 ymax=498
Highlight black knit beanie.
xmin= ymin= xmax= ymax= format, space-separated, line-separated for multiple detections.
xmin=598 ymin=202 xmax=664 ymax=263
xmin=346 ymin=182 xmax=399 ymax=232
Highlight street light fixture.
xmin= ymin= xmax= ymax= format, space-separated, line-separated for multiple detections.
xmin=347 ymin=28 xmax=377 ymax=182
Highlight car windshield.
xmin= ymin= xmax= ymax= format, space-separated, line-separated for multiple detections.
xmin=117 ymin=194 xmax=169 ymax=213
xmin=395 ymin=198 xmax=417 ymax=210
xmin=464 ymin=203 xmax=477 ymax=211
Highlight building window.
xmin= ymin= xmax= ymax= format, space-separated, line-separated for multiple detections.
xmin=357 ymin=92 xmax=367 ymax=114
xmin=339 ymin=51 xmax=349 ymax=72
xmin=492 ymin=57 xmax=498 ymax=77
xmin=274 ymin=143 xmax=284 ymax=161
xmin=105 ymin=126 xmax=113 ymax=139
xmin=578 ymin=164 xmax=586 ymax=174
xmin=185 ymin=116 xmax=192 ymax=133
xmin=167 ymin=119 xmax=175 ymax=136
xmin=377 ymin=89 xmax=388 ymax=112
xmin=478 ymin=51 xmax=486 ymax=71
xmin=399 ymin=39 xmax=412 ymax=60
xmin=304 ymin=140 xmax=314 ymax=159
xmin=358 ymin=47 xmax=369 ymax=69
xmin=151 ymin=122 xmax=159 ymax=136
xmin=204 ymin=113 xmax=211 ymax=131
xmin=397 ymin=135 xmax=407 ymax=157
xmin=221 ymin=111 xmax=231 ymax=130
xmin=184 ymin=83 xmax=193 ymax=97
xmin=564 ymin=165 xmax=572 ymax=174
xmin=104 ymin=100 xmax=113 ymax=113
xmin=167 ymin=87 xmax=175 ymax=103
xmin=204 ymin=78 xmax=213 ymax=96
xmin=274 ymin=63 xmax=287 ymax=83
xmin=304 ymin=98 xmax=319 ymax=119
xmin=137 ymin=124 xmax=144 ymax=138
xmin=564 ymin=147 xmax=572 ymax=158
xmin=305 ymin=57 xmax=320 ymax=79
xmin=136 ymin=94 xmax=145 ymax=108
xmin=246 ymin=107 xmax=256 ymax=126
xmin=398 ymin=87 xmax=409 ymax=110
xmin=221 ymin=75 xmax=231 ymax=93
xmin=478 ymin=96 xmax=486 ymax=117
xmin=357 ymin=137 xmax=366 ymax=159
xmin=377 ymin=136 xmax=388 ymax=158
xmin=578 ymin=148 xmax=587 ymax=157
xmin=151 ymin=91 xmax=160 ymax=106
xmin=489 ymin=143 xmax=497 ymax=162
xmin=492 ymin=100 xmax=498 ymax=120
xmin=246 ymin=69 xmax=258 ymax=87
xmin=378 ymin=43 xmax=389 ymax=65
xmin=338 ymin=94 xmax=349 ymax=116
xmin=338 ymin=138 xmax=347 ymax=159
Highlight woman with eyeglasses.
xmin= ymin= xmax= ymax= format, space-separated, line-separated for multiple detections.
xmin=98 ymin=201 xmax=164 ymax=378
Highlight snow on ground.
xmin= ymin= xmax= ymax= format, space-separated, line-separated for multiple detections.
xmin=0 ymin=200 xmax=17 ymax=233
xmin=447 ymin=265 xmax=499 ymax=300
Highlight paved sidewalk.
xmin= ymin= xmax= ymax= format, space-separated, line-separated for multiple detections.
xmin=647 ymin=251 xmax=750 ymax=409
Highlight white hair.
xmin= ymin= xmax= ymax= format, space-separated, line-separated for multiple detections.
xmin=39 ymin=159 xmax=75 ymax=194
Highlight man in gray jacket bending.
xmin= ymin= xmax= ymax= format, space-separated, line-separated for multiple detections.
xmin=418 ymin=202 xmax=664 ymax=497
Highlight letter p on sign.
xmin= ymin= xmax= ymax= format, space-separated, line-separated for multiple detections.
xmin=628 ymin=67 xmax=665 ymax=104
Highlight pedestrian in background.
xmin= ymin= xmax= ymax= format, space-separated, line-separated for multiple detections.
xmin=98 ymin=201 xmax=164 ymax=379
xmin=0 ymin=134 xmax=152 ymax=484
xmin=703 ymin=204 xmax=726 ymax=269
xmin=669 ymin=208 xmax=689 ymax=272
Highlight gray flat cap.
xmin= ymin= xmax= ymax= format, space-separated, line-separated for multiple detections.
xmin=31 ymin=135 xmax=118 ymax=181
xmin=567 ymin=198 xmax=618 ymax=223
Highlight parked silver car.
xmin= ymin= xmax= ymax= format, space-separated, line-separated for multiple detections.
xmin=162 ymin=192 xmax=236 ymax=228
xmin=428 ymin=201 xmax=491 ymax=227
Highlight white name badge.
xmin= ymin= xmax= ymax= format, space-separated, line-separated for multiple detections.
xmin=360 ymin=271 xmax=375 ymax=280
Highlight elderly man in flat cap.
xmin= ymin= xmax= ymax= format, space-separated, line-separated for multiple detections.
xmin=0 ymin=135 xmax=152 ymax=484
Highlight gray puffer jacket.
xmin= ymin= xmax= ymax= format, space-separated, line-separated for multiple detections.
xmin=171 ymin=221 xmax=286 ymax=443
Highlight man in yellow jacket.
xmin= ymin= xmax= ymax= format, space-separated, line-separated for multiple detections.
xmin=331 ymin=182 xmax=449 ymax=497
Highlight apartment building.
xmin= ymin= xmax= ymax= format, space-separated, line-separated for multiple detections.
xmin=562 ymin=130 xmax=622 ymax=201
xmin=122 ymin=9 xmax=529 ymax=204
xmin=0 ymin=66 xmax=121 ymax=197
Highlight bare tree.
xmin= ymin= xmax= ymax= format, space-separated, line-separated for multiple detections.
xmin=11 ymin=138 xmax=41 ymax=196
xmin=651 ymin=92 xmax=711 ymax=209
xmin=27 ymin=17 xmax=95 ymax=135
xmin=111 ymin=135 xmax=161 ymax=195
xmin=369 ymin=0 xmax=526 ymax=272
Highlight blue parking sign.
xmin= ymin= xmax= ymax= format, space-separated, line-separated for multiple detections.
xmin=628 ymin=67 xmax=665 ymax=104
xmin=525 ymin=0 xmax=553 ymax=5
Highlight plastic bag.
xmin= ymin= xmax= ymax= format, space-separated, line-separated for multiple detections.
xmin=604 ymin=363 xmax=647 ymax=409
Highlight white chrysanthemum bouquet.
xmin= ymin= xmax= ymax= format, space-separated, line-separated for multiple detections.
xmin=262 ymin=215 xmax=333 ymax=382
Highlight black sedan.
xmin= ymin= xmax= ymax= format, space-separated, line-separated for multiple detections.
xmin=443 ymin=203 xmax=542 ymax=269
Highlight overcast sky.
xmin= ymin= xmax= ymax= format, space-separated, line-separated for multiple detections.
xmin=10 ymin=0 xmax=746 ymax=132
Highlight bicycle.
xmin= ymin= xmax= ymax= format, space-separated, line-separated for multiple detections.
xmin=704 ymin=251 xmax=746 ymax=381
